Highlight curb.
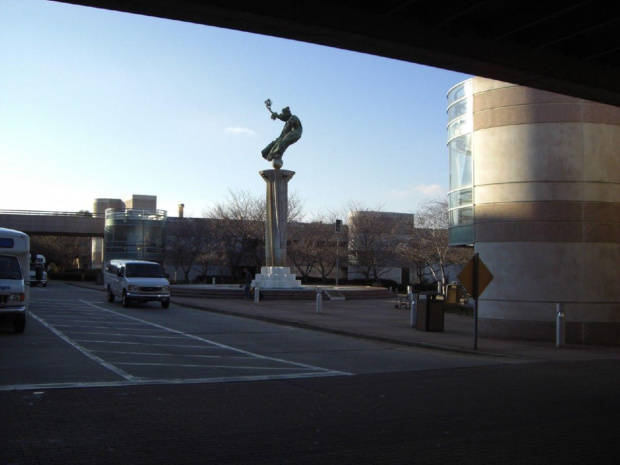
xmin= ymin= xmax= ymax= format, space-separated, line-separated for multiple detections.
xmin=172 ymin=299 xmax=523 ymax=359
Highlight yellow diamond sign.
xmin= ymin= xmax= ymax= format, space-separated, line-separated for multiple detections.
xmin=458 ymin=254 xmax=494 ymax=299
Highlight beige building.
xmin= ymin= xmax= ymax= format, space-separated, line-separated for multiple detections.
xmin=447 ymin=77 xmax=620 ymax=345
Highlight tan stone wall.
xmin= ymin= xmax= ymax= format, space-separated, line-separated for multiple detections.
xmin=471 ymin=77 xmax=620 ymax=344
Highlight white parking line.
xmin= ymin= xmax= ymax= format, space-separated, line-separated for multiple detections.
xmin=80 ymin=300 xmax=352 ymax=375
xmin=114 ymin=363 xmax=313 ymax=370
xmin=71 ymin=340 xmax=225 ymax=349
xmin=91 ymin=351 xmax=252 ymax=358
xmin=29 ymin=312 xmax=138 ymax=382
xmin=21 ymin=299 xmax=351 ymax=390
xmin=72 ymin=333 xmax=187 ymax=339
xmin=0 ymin=371 xmax=348 ymax=392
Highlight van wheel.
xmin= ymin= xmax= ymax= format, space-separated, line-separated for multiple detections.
xmin=161 ymin=300 xmax=170 ymax=309
xmin=14 ymin=319 xmax=26 ymax=334
xmin=106 ymin=287 xmax=115 ymax=303
xmin=122 ymin=291 xmax=130 ymax=308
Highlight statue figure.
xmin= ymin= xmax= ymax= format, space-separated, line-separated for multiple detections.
xmin=262 ymin=99 xmax=302 ymax=162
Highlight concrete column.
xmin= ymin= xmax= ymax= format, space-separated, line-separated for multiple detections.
xmin=471 ymin=77 xmax=620 ymax=344
xmin=261 ymin=169 xmax=295 ymax=267
xmin=252 ymin=168 xmax=302 ymax=289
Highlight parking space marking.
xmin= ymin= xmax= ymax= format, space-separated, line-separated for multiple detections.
xmin=0 ymin=371 xmax=350 ymax=392
xmin=29 ymin=312 xmax=138 ymax=381
xmin=80 ymin=300 xmax=351 ymax=375
xmin=20 ymin=298 xmax=351 ymax=390
xmin=72 ymin=340 xmax=227 ymax=349
xmin=114 ymin=363 xmax=313 ymax=370
xmin=92 ymin=351 xmax=255 ymax=359
xmin=75 ymin=333 xmax=189 ymax=339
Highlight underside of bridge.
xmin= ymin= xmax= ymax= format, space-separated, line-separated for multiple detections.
xmin=53 ymin=0 xmax=620 ymax=107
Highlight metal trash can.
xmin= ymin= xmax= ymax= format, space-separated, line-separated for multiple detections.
xmin=415 ymin=291 xmax=445 ymax=332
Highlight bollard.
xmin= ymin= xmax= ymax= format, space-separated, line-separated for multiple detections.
xmin=316 ymin=287 xmax=322 ymax=314
xmin=254 ymin=285 xmax=260 ymax=305
xmin=556 ymin=303 xmax=565 ymax=347
xmin=410 ymin=294 xmax=417 ymax=328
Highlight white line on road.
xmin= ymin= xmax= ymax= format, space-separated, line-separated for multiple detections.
xmin=70 ymin=333 xmax=187 ymax=339
xmin=22 ymin=299 xmax=351 ymax=390
xmin=114 ymin=362 xmax=314 ymax=370
xmin=90 ymin=351 xmax=253 ymax=358
xmin=28 ymin=313 xmax=139 ymax=382
xmin=80 ymin=300 xmax=352 ymax=376
xmin=0 ymin=371 xmax=347 ymax=392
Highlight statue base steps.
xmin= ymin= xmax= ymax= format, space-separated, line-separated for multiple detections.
xmin=251 ymin=266 xmax=302 ymax=289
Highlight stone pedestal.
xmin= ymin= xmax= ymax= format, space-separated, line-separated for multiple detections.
xmin=252 ymin=266 xmax=302 ymax=289
xmin=251 ymin=168 xmax=302 ymax=289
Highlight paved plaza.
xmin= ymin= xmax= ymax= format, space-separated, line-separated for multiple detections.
xmin=2 ymin=282 xmax=618 ymax=464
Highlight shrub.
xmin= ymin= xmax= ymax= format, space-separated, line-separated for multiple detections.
xmin=412 ymin=281 xmax=439 ymax=292
xmin=49 ymin=268 xmax=102 ymax=282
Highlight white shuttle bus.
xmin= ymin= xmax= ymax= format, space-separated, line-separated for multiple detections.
xmin=0 ymin=227 xmax=30 ymax=333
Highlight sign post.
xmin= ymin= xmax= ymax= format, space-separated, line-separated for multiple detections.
xmin=335 ymin=220 xmax=342 ymax=286
xmin=458 ymin=253 xmax=494 ymax=350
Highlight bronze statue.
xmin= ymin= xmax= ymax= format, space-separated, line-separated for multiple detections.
xmin=262 ymin=99 xmax=302 ymax=162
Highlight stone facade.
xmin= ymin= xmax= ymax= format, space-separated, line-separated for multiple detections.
xmin=458 ymin=77 xmax=620 ymax=344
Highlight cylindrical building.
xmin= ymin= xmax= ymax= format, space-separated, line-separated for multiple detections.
xmin=104 ymin=208 xmax=167 ymax=265
xmin=448 ymin=77 xmax=620 ymax=344
xmin=91 ymin=198 xmax=125 ymax=268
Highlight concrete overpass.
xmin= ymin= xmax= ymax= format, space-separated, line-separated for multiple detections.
xmin=0 ymin=211 xmax=104 ymax=237
xmin=53 ymin=0 xmax=620 ymax=107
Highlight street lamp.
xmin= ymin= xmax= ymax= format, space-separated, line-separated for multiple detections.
xmin=335 ymin=219 xmax=342 ymax=286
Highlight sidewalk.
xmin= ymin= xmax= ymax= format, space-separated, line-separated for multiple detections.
xmin=172 ymin=295 xmax=620 ymax=362
xmin=68 ymin=282 xmax=620 ymax=362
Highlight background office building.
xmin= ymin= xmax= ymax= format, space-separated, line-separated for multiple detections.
xmin=447 ymin=77 xmax=620 ymax=344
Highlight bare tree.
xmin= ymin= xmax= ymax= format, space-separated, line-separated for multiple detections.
xmin=410 ymin=199 xmax=472 ymax=288
xmin=205 ymin=189 xmax=305 ymax=279
xmin=307 ymin=212 xmax=345 ymax=283
xmin=287 ymin=221 xmax=319 ymax=283
xmin=205 ymin=190 xmax=265 ymax=278
xmin=30 ymin=236 xmax=90 ymax=271
xmin=346 ymin=203 xmax=412 ymax=281
xmin=287 ymin=220 xmax=344 ymax=284
xmin=194 ymin=237 xmax=227 ymax=283
xmin=166 ymin=218 xmax=214 ymax=283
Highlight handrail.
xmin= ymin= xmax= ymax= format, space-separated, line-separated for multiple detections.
xmin=105 ymin=209 xmax=167 ymax=220
xmin=0 ymin=209 xmax=105 ymax=218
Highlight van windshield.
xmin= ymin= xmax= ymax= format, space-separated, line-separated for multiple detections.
xmin=125 ymin=263 xmax=165 ymax=278
xmin=0 ymin=255 xmax=23 ymax=280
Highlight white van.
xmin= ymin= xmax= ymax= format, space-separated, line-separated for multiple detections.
xmin=0 ymin=228 xmax=30 ymax=333
xmin=103 ymin=259 xmax=170 ymax=308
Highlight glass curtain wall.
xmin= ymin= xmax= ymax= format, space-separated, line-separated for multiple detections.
xmin=104 ymin=209 xmax=167 ymax=264
xmin=447 ymin=79 xmax=474 ymax=246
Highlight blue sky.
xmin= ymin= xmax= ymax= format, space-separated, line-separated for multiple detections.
xmin=0 ymin=0 xmax=470 ymax=219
